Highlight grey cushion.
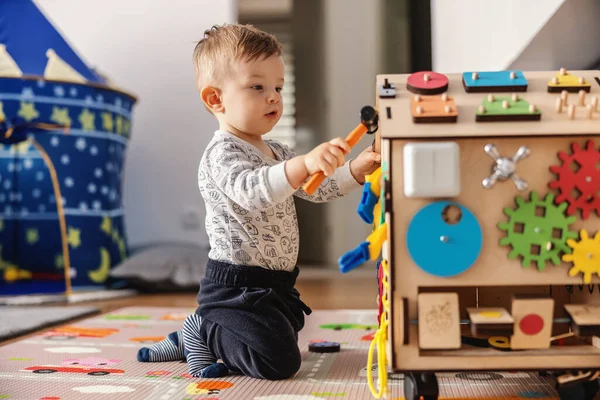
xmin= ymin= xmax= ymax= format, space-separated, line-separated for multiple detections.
xmin=0 ymin=306 xmax=99 ymax=341
xmin=109 ymin=243 xmax=209 ymax=292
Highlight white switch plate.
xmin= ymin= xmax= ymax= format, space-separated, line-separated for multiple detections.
xmin=403 ymin=142 xmax=460 ymax=198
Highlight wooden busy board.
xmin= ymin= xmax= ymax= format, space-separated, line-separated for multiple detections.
xmin=377 ymin=70 xmax=599 ymax=138
xmin=375 ymin=69 xmax=600 ymax=372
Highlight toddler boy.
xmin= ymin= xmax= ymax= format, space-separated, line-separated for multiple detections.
xmin=138 ymin=23 xmax=380 ymax=380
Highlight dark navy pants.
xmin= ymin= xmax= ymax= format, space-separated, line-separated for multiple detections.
xmin=195 ymin=259 xmax=312 ymax=380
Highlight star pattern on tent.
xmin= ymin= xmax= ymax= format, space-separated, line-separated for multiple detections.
xmin=26 ymin=228 xmax=39 ymax=244
xmin=102 ymin=112 xmax=114 ymax=132
xmin=79 ymin=108 xmax=96 ymax=131
xmin=67 ymin=227 xmax=81 ymax=248
xmin=10 ymin=139 xmax=32 ymax=155
xmin=18 ymin=101 xmax=39 ymax=122
xmin=50 ymin=106 xmax=72 ymax=126
xmin=55 ymin=253 xmax=64 ymax=269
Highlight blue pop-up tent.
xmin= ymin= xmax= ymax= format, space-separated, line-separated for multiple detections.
xmin=0 ymin=0 xmax=137 ymax=296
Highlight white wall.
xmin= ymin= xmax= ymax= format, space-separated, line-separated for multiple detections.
xmin=431 ymin=0 xmax=565 ymax=72
xmin=322 ymin=0 xmax=382 ymax=266
xmin=509 ymin=0 xmax=600 ymax=71
xmin=34 ymin=0 xmax=237 ymax=248
xmin=239 ymin=0 xmax=291 ymax=19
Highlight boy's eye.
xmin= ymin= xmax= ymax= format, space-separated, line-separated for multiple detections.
xmin=252 ymin=85 xmax=263 ymax=90
xmin=276 ymin=87 xmax=282 ymax=93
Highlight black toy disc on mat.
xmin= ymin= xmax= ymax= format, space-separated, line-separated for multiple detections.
xmin=309 ymin=341 xmax=340 ymax=353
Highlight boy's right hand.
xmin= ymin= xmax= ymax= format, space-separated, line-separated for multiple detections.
xmin=304 ymin=138 xmax=351 ymax=177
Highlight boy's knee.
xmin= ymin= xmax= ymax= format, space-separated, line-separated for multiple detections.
xmin=252 ymin=347 xmax=302 ymax=380
xmin=272 ymin=355 xmax=302 ymax=380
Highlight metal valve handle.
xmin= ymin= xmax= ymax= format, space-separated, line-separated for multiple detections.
xmin=482 ymin=144 xmax=531 ymax=191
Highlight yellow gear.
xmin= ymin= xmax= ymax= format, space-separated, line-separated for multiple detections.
xmin=563 ymin=229 xmax=600 ymax=284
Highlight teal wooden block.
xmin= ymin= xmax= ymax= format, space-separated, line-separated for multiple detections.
xmin=462 ymin=70 xmax=528 ymax=93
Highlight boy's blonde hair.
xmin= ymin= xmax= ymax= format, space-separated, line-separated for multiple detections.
xmin=193 ymin=24 xmax=283 ymax=88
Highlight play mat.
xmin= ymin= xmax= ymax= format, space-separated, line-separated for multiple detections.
xmin=0 ymin=307 xmax=565 ymax=399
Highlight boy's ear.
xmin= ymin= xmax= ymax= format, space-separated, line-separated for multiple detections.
xmin=201 ymin=86 xmax=224 ymax=113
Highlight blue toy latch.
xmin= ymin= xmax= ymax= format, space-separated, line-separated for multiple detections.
xmin=338 ymin=242 xmax=370 ymax=273
xmin=357 ymin=182 xmax=378 ymax=224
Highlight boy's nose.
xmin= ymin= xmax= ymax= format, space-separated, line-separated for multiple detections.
xmin=267 ymin=92 xmax=280 ymax=104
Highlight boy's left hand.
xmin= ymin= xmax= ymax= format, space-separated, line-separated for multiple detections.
xmin=350 ymin=146 xmax=381 ymax=184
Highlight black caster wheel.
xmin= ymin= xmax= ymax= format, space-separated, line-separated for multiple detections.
xmin=404 ymin=372 xmax=439 ymax=400
xmin=403 ymin=373 xmax=419 ymax=400
xmin=556 ymin=380 xmax=598 ymax=400
xmin=556 ymin=383 xmax=585 ymax=400
xmin=583 ymin=379 xmax=600 ymax=400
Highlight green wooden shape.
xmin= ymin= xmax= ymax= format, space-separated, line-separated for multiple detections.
xmin=476 ymin=96 xmax=541 ymax=117
xmin=477 ymin=96 xmax=540 ymax=116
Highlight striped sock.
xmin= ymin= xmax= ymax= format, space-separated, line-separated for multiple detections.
xmin=182 ymin=314 xmax=228 ymax=378
xmin=137 ymin=330 xmax=185 ymax=362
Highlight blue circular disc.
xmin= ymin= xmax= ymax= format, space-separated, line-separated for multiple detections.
xmin=406 ymin=201 xmax=482 ymax=277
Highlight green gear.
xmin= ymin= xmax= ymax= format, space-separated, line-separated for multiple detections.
xmin=498 ymin=191 xmax=578 ymax=271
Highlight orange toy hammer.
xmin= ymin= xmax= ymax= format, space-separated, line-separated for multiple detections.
xmin=302 ymin=105 xmax=379 ymax=195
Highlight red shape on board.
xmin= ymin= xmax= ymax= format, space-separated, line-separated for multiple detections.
xmin=407 ymin=71 xmax=449 ymax=91
xmin=519 ymin=314 xmax=544 ymax=335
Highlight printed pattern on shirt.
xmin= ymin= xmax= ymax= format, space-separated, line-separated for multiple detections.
xmin=198 ymin=131 xmax=358 ymax=271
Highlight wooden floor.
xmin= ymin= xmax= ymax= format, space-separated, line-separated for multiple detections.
xmin=90 ymin=267 xmax=377 ymax=313
xmin=0 ymin=267 xmax=378 ymax=346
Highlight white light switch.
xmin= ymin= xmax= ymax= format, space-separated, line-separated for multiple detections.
xmin=403 ymin=142 xmax=460 ymax=198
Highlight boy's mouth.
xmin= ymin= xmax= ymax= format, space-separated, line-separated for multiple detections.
xmin=265 ymin=111 xmax=278 ymax=119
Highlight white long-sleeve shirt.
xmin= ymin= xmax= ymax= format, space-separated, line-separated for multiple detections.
xmin=198 ymin=130 xmax=361 ymax=271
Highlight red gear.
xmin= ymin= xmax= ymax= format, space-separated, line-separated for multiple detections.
xmin=548 ymin=140 xmax=600 ymax=220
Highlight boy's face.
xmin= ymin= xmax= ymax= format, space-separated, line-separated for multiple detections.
xmin=219 ymin=55 xmax=284 ymax=136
